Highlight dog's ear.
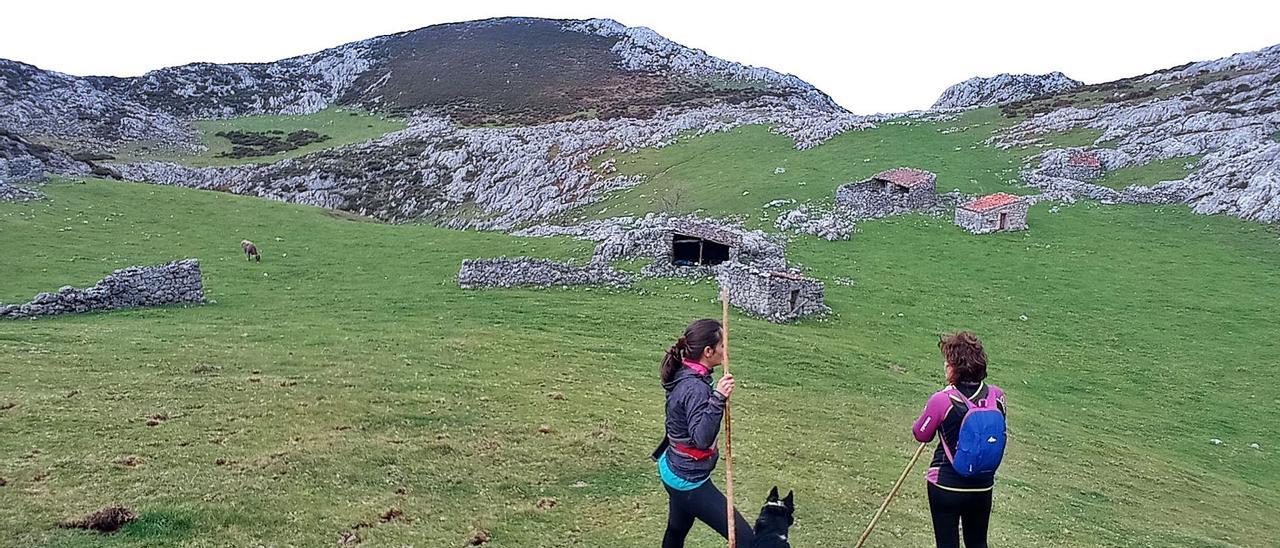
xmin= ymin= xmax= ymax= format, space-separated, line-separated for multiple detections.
xmin=783 ymin=490 xmax=794 ymax=511
xmin=767 ymin=486 xmax=779 ymax=502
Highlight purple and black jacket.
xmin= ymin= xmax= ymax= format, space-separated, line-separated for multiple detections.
xmin=913 ymin=382 xmax=1007 ymax=491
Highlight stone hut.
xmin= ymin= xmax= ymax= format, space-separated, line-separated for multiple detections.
xmin=835 ymin=168 xmax=938 ymax=218
xmin=589 ymin=216 xmax=787 ymax=277
xmin=955 ymin=193 xmax=1029 ymax=234
xmin=1046 ymin=151 xmax=1104 ymax=181
xmin=464 ymin=215 xmax=788 ymax=289
xmin=717 ymin=263 xmax=829 ymax=323
xmin=667 ymin=219 xmax=744 ymax=267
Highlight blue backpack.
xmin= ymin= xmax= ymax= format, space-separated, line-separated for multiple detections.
xmin=943 ymin=386 xmax=1007 ymax=477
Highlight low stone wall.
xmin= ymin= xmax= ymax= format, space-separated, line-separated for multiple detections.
xmin=717 ymin=263 xmax=829 ymax=323
xmin=457 ymin=257 xmax=632 ymax=289
xmin=0 ymin=181 xmax=43 ymax=202
xmin=1043 ymin=164 xmax=1104 ymax=181
xmin=1 ymin=259 xmax=204 ymax=319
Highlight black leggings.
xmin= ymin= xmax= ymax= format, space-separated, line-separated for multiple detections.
xmin=927 ymin=483 xmax=992 ymax=548
xmin=663 ymin=480 xmax=756 ymax=548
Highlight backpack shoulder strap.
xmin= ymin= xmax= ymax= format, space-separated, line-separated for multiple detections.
xmin=945 ymin=385 xmax=978 ymax=410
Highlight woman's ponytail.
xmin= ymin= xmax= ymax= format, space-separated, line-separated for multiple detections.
xmin=659 ymin=338 xmax=687 ymax=385
xmin=659 ymin=320 xmax=722 ymax=385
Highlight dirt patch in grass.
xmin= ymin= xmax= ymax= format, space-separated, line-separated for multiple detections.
xmin=59 ymin=506 xmax=138 ymax=533
xmin=467 ymin=529 xmax=492 ymax=546
xmin=378 ymin=507 xmax=408 ymax=523
xmin=338 ymin=530 xmax=362 ymax=545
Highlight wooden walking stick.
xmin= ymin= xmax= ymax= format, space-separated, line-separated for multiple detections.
xmin=854 ymin=442 xmax=929 ymax=548
xmin=720 ymin=288 xmax=737 ymax=548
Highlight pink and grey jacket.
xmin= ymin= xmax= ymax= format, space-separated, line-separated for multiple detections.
xmin=912 ymin=382 xmax=1007 ymax=491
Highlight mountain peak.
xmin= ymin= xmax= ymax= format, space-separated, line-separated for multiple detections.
xmin=932 ymin=72 xmax=1084 ymax=110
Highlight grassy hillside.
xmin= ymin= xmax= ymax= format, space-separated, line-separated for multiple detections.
xmin=576 ymin=108 xmax=1029 ymax=226
xmin=1 ymin=177 xmax=1277 ymax=547
xmin=113 ymin=107 xmax=405 ymax=168
xmin=1096 ymin=155 xmax=1204 ymax=190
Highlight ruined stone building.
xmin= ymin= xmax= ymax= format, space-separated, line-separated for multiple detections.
xmin=462 ymin=214 xmax=828 ymax=322
xmin=591 ymin=216 xmax=787 ymax=277
xmin=835 ymin=167 xmax=938 ymax=218
xmin=717 ymin=263 xmax=829 ymax=323
xmin=955 ymin=193 xmax=1029 ymax=234
xmin=1046 ymin=151 xmax=1104 ymax=181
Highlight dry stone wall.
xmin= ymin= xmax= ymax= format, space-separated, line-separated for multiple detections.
xmin=1 ymin=259 xmax=204 ymax=319
xmin=457 ymin=257 xmax=631 ymax=289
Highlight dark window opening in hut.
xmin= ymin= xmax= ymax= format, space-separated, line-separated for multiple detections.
xmin=672 ymin=233 xmax=731 ymax=266
xmin=789 ymin=289 xmax=800 ymax=310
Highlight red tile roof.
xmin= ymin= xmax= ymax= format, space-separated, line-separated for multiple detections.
xmin=1068 ymin=152 xmax=1101 ymax=168
xmin=963 ymin=193 xmax=1025 ymax=212
xmin=872 ymin=168 xmax=935 ymax=188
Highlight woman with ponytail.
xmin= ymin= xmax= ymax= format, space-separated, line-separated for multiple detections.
xmin=652 ymin=318 xmax=754 ymax=547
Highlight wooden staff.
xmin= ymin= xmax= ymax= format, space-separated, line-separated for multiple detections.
xmin=720 ymin=288 xmax=736 ymax=547
xmin=854 ymin=442 xmax=929 ymax=548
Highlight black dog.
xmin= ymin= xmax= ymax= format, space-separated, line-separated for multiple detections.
xmin=751 ymin=486 xmax=795 ymax=548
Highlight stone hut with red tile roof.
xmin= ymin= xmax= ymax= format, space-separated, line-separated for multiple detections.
xmin=835 ymin=167 xmax=939 ymax=218
xmin=955 ymin=192 xmax=1029 ymax=234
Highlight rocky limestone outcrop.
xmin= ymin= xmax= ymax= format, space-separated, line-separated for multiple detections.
xmin=992 ymin=44 xmax=1280 ymax=222
xmin=566 ymin=18 xmax=842 ymax=112
xmin=109 ymin=99 xmax=882 ymax=230
xmin=0 ymin=129 xmax=91 ymax=189
xmin=1 ymin=39 xmax=381 ymax=150
xmin=933 ymin=72 xmax=1083 ymax=109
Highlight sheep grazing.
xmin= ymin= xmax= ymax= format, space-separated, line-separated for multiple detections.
xmin=241 ymin=240 xmax=261 ymax=262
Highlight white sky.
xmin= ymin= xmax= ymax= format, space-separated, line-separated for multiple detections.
xmin=3 ymin=0 xmax=1278 ymax=114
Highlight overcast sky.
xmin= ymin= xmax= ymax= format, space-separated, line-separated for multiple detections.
xmin=3 ymin=0 xmax=1278 ymax=114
